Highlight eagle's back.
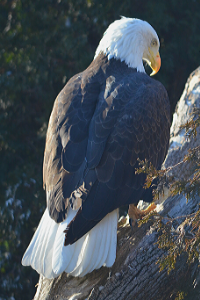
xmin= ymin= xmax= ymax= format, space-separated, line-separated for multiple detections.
xmin=43 ymin=54 xmax=170 ymax=243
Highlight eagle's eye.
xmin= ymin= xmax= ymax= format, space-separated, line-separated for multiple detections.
xmin=151 ymin=38 xmax=158 ymax=47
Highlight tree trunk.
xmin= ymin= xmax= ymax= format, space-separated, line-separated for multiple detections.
xmin=34 ymin=67 xmax=200 ymax=300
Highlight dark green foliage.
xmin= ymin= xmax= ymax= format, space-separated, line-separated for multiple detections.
xmin=181 ymin=108 xmax=200 ymax=140
xmin=0 ymin=1 xmax=200 ymax=299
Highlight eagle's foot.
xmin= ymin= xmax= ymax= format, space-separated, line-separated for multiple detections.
xmin=128 ymin=203 xmax=156 ymax=227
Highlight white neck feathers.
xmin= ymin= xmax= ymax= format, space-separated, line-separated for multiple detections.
xmin=94 ymin=17 xmax=158 ymax=73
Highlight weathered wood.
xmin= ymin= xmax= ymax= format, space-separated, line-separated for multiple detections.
xmin=34 ymin=67 xmax=200 ymax=300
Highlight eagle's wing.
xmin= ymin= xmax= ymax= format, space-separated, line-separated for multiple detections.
xmin=43 ymin=66 xmax=103 ymax=222
xmin=64 ymin=73 xmax=170 ymax=244
xmin=43 ymin=62 xmax=170 ymax=244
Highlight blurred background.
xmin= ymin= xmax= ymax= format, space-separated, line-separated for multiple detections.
xmin=0 ymin=0 xmax=200 ymax=299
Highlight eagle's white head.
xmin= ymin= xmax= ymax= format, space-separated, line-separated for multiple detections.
xmin=95 ymin=17 xmax=161 ymax=76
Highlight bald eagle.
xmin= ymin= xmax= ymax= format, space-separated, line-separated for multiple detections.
xmin=22 ymin=17 xmax=170 ymax=278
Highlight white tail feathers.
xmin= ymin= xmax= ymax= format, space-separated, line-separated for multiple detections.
xmin=22 ymin=208 xmax=118 ymax=278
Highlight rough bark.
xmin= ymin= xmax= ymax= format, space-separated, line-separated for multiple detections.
xmin=34 ymin=67 xmax=200 ymax=300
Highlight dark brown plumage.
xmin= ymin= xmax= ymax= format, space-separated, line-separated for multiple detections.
xmin=43 ymin=53 xmax=170 ymax=245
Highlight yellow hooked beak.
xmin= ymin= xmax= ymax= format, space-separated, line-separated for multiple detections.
xmin=148 ymin=48 xmax=161 ymax=76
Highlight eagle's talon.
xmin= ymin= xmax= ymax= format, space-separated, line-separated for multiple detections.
xmin=129 ymin=217 xmax=133 ymax=227
xmin=128 ymin=203 xmax=156 ymax=227
xmin=129 ymin=216 xmax=138 ymax=228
